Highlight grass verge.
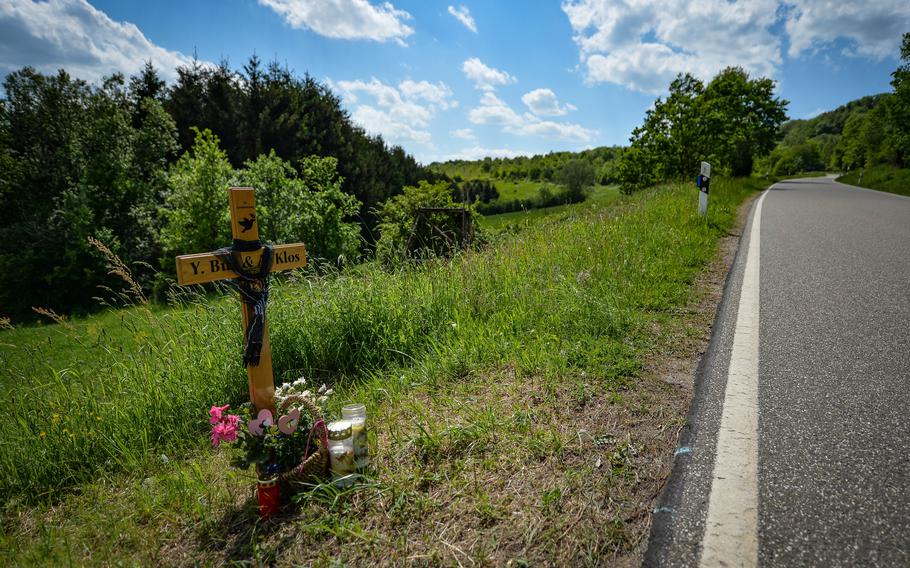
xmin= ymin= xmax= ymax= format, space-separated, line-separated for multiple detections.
xmin=837 ymin=164 xmax=910 ymax=197
xmin=1 ymin=177 xmax=767 ymax=565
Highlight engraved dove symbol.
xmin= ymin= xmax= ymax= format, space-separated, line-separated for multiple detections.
xmin=239 ymin=213 xmax=256 ymax=233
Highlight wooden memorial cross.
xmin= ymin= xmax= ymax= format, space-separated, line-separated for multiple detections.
xmin=175 ymin=187 xmax=306 ymax=413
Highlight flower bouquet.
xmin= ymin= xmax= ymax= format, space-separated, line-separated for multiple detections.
xmin=209 ymin=379 xmax=334 ymax=511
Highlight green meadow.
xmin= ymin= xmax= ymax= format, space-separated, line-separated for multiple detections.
xmin=480 ymin=184 xmax=622 ymax=230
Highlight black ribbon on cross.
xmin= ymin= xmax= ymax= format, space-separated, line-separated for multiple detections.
xmin=215 ymin=238 xmax=275 ymax=367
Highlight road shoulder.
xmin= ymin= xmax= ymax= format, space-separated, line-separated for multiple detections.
xmin=643 ymin=188 xmax=764 ymax=567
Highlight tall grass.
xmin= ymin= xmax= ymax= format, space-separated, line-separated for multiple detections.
xmin=837 ymin=164 xmax=910 ymax=197
xmin=0 ymin=178 xmax=761 ymax=502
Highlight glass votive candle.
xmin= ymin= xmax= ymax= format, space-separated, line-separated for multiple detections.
xmin=341 ymin=403 xmax=369 ymax=469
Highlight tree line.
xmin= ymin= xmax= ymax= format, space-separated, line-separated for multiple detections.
xmin=430 ymin=146 xmax=622 ymax=187
xmin=0 ymin=57 xmax=430 ymax=320
xmin=762 ymin=33 xmax=910 ymax=176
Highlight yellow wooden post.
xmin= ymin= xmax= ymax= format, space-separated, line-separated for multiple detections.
xmin=175 ymin=187 xmax=306 ymax=414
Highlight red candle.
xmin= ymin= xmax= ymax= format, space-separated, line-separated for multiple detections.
xmin=257 ymin=477 xmax=280 ymax=518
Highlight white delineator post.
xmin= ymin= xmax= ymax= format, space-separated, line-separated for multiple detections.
xmin=698 ymin=161 xmax=711 ymax=216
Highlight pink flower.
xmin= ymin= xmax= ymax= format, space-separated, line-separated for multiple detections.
xmin=211 ymin=422 xmax=226 ymax=447
xmin=220 ymin=416 xmax=239 ymax=443
xmin=210 ymin=408 xmax=241 ymax=447
xmin=209 ymin=404 xmax=243 ymax=447
xmin=209 ymin=404 xmax=230 ymax=425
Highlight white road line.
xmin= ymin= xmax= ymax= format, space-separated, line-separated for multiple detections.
xmin=699 ymin=189 xmax=768 ymax=568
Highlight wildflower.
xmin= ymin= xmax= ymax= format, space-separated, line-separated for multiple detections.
xmin=209 ymin=404 xmax=230 ymax=425
xmin=52 ymin=413 xmax=60 ymax=424
xmin=39 ymin=431 xmax=46 ymax=439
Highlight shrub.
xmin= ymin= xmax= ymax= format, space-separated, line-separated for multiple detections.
xmin=375 ymin=180 xmax=479 ymax=263
xmin=239 ymin=152 xmax=362 ymax=265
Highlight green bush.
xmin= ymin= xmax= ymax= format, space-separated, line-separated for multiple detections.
xmin=556 ymin=159 xmax=596 ymax=200
xmin=375 ymin=180 xmax=479 ymax=263
xmin=0 ymin=70 xmax=178 ymax=319
xmin=239 ymin=152 xmax=362 ymax=265
xmin=159 ymin=128 xmax=234 ymax=263
xmin=474 ymin=184 xmax=588 ymax=215
xmin=159 ymin=129 xmax=363 ymax=271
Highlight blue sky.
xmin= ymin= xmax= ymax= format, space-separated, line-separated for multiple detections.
xmin=1 ymin=1 xmax=908 ymax=164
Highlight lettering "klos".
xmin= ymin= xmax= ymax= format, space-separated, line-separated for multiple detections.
xmin=274 ymin=251 xmax=301 ymax=264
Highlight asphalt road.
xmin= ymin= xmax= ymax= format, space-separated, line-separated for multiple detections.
xmin=645 ymin=176 xmax=910 ymax=567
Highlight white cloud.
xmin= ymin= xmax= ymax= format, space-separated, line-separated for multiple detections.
xmin=450 ymin=128 xmax=476 ymax=140
xmin=521 ymin=88 xmax=575 ymax=116
xmin=445 ymin=146 xmax=531 ymax=160
xmin=258 ymin=0 xmax=414 ymax=45
xmin=785 ymin=0 xmax=910 ymax=60
xmin=335 ymin=77 xmax=456 ymax=146
xmin=515 ymin=116 xmax=595 ymax=142
xmin=562 ymin=0 xmax=910 ymax=94
xmin=447 ymin=5 xmax=477 ymax=33
xmin=469 ymin=91 xmax=596 ymax=142
xmin=399 ymin=79 xmax=458 ymax=109
xmin=468 ymin=91 xmax=524 ymax=126
xmin=0 ymin=0 xmax=195 ymax=84
xmin=462 ymin=57 xmax=516 ymax=91
xmin=350 ymin=105 xmax=431 ymax=144
xmin=562 ymin=0 xmax=781 ymax=93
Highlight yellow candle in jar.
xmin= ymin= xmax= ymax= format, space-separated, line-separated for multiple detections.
xmin=343 ymin=404 xmax=370 ymax=468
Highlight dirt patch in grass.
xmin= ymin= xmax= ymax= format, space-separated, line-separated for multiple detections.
xmin=181 ymin=368 xmax=678 ymax=567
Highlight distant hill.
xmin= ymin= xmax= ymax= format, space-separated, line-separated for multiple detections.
xmin=761 ymin=93 xmax=891 ymax=175
xmin=429 ymin=146 xmax=623 ymax=185
xmin=780 ymin=94 xmax=887 ymax=145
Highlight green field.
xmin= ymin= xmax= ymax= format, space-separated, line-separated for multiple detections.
xmin=493 ymin=179 xmax=560 ymax=200
xmin=1 ymin=177 xmax=767 ymax=565
xmin=480 ymin=184 xmax=622 ymax=230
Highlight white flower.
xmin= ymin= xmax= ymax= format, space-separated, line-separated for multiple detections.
xmin=317 ymin=396 xmax=328 ymax=404
xmin=318 ymin=384 xmax=328 ymax=394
